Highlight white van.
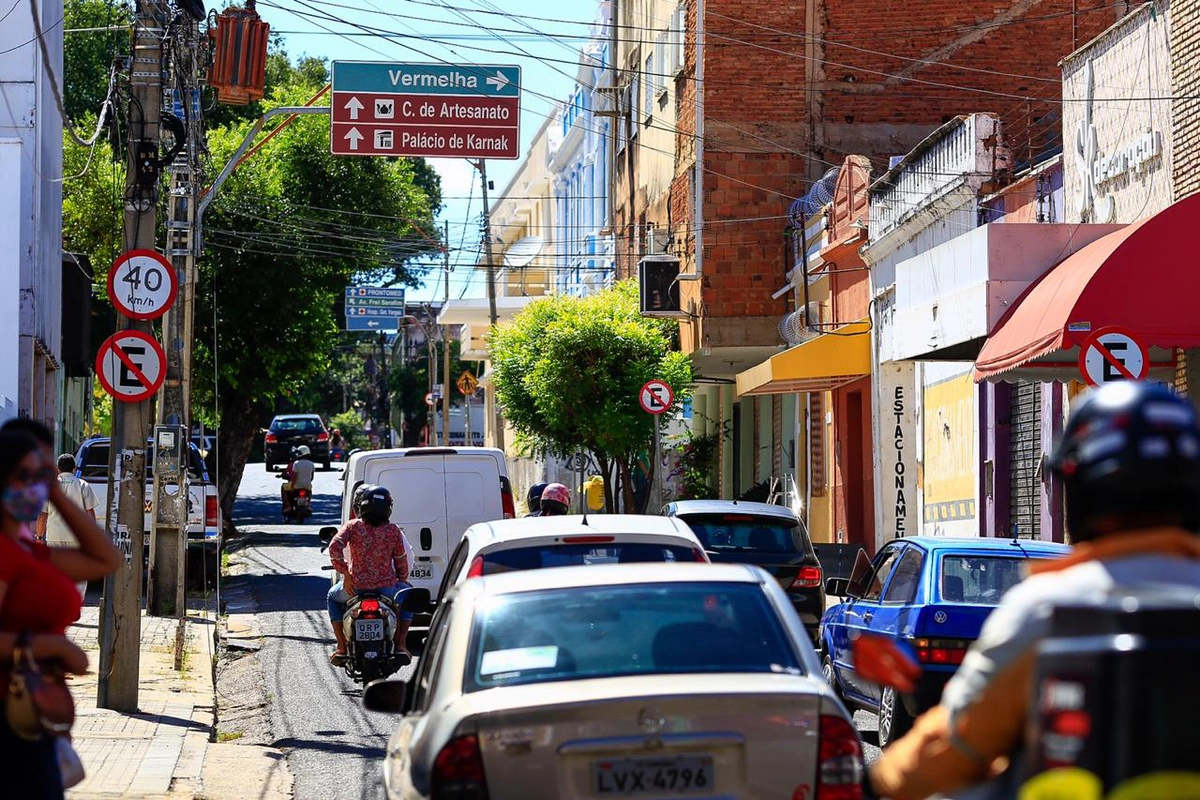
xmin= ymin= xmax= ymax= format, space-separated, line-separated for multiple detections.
xmin=340 ymin=447 xmax=514 ymax=599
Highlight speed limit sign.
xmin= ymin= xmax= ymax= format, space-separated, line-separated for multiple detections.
xmin=107 ymin=250 xmax=178 ymax=321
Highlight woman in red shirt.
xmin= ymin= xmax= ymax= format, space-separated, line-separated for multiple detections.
xmin=0 ymin=430 xmax=123 ymax=798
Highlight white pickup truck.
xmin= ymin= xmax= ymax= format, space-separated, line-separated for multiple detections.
xmin=74 ymin=437 xmax=221 ymax=575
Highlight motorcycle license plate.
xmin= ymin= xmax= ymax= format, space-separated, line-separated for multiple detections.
xmin=595 ymin=755 xmax=714 ymax=795
xmin=355 ymin=619 xmax=384 ymax=641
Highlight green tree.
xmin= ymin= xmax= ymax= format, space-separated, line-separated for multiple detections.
xmin=193 ymin=61 xmax=442 ymax=520
xmin=63 ymin=0 xmax=130 ymax=120
xmin=390 ymin=336 xmax=468 ymax=446
xmin=488 ymin=281 xmax=692 ymax=512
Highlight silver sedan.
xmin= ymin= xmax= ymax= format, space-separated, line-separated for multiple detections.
xmin=365 ymin=563 xmax=866 ymax=799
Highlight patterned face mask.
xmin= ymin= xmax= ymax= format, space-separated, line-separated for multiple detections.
xmin=3 ymin=482 xmax=50 ymax=523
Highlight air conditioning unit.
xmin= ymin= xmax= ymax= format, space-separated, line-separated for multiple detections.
xmin=639 ymin=255 xmax=684 ymax=317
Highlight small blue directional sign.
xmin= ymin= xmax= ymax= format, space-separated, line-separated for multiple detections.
xmin=347 ymin=286 xmax=406 ymax=298
xmin=348 ymin=306 xmax=406 ymax=318
xmin=346 ymin=316 xmax=400 ymax=332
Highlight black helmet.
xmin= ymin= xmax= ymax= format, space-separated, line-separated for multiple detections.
xmin=526 ymin=482 xmax=548 ymax=514
xmin=356 ymin=484 xmax=393 ymax=524
xmin=1050 ymin=382 xmax=1200 ymax=541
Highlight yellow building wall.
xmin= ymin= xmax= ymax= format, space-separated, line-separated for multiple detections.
xmin=922 ymin=372 xmax=977 ymax=530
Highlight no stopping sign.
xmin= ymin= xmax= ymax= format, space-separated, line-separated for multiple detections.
xmin=96 ymin=330 xmax=166 ymax=403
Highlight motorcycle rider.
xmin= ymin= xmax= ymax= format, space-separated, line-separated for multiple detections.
xmin=525 ymin=482 xmax=548 ymax=517
xmin=865 ymin=381 xmax=1200 ymax=800
xmin=538 ymin=483 xmax=571 ymax=516
xmin=280 ymin=445 xmax=315 ymax=519
xmin=326 ymin=485 xmax=414 ymax=666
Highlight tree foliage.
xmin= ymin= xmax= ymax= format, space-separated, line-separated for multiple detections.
xmin=488 ymin=281 xmax=692 ymax=511
xmin=62 ymin=0 xmax=130 ymax=120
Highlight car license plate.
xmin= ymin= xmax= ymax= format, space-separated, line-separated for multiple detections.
xmin=410 ymin=566 xmax=433 ymax=580
xmin=595 ymin=755 xmax=713 ymax=795
xmin=355 ymin=619 xmax=384 ymax=641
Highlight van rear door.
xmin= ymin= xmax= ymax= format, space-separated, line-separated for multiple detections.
xmin=442 ymin=452 xmax=504 ymax=547
xmin=369 ymin=456 xmax=447 ymax=598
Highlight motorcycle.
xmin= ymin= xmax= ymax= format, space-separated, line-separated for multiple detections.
xmin=319 ymin=526 xmax=412 ymax=685
xmin=278 ymin=470 xmax=312 ymax=524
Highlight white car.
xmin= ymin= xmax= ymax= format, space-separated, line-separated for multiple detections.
xmin=365 ymin=563 xmax=865 ymax=800
xmin=433 ymin=514 xmax=709 ymax=599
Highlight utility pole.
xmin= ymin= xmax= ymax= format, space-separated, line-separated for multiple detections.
xmin=100 ymin=0 xmax=165 ymax=712
xmin=378 ymin=331 xmax=391 ymax=447
xmin=476 ymin=159 xmax=504 ymax=451
xmin=150 ymin=8 xmax=200 ymax=619
xmin=441 ymin=220 xmax=451 ymax=447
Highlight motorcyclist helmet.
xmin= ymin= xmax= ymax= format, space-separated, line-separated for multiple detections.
xmin=1049 ymin=381 xmax=1200 ymax=541
xmin=538 ymin=483 xmax=571 ymax=516
xmin=295 ymin=445 xmax=312 ymax=458
xmin=356 ymin=484 xmax=393 ymax=525
xmin=526 ymin=482 xmax=548 ymax=515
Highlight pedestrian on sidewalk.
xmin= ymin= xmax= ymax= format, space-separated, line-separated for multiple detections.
xmin=37 ymin=453 xmax=99 ymax=601
xmin=0 ymin=429 xmax=123 ymax=799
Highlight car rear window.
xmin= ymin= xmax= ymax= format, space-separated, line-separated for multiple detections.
xmin=272 ymin=418 xmax=323 ymax=432
xmin=680 ymin=514 xmax=812 ymax=557
xmin=939 ymin=555 xmax=1030 ymax=605
xmin=478 ymin=543 xmax=694 ymax=575
xmin=464 ymin=582 xmax=803 ymax=691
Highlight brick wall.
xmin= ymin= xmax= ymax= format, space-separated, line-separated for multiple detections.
xmin=671 ymin=0 xmax=1117 ymax=341
xmin=1172 ymin=0 xmax=1200 ymax=200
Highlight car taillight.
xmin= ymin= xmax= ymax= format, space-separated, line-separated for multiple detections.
xmin=913 ymin=637 xmax=970 ymax=666
xmin=501 ymin=486 xmax=515 ymax=520
xmin=265 ymin=433 xmax=277 ymax=443
xmin=317 ymin=431 xmax=329 ymax=442
xmin=816 ymin=714 xmax=864 ymax=799
xmin=205 ymin=495 xmax=219 ymax=529
xmin=791 ymin=565 xmax=823 ymax=589
xmin=692 ymin=546 xmax=710 ymax=563
xmin=359 ymin=598 xmax=380 ymax=613
xmin=466 ymin=556 xmax=484 ymax=579
xmin=431 ymin=734 xmax=488 ymax=800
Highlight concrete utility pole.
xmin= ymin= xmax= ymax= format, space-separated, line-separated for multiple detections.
xmin=441 ymin=220 xmax=451 ymax=447
xmin=150 ymin=11 xmax=201 ymax=619
xmin=100 ymin=0 xmax=165 ymax=712
xmin=476 ymin=159 xmax=504 ymax=451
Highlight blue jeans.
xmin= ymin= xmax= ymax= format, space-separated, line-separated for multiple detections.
xmin=327 ymin=579 xmax=414 ymax=623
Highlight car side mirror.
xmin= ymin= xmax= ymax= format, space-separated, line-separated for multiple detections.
xmin=845 ymin=548 xmax=873 ymax=598
xmin=318 ymin=527 xmax=337 ymax=544
xmin=401 ymin=587 xmax=433 ymax=615
xmin=363 ymin=679 xmax=412 ymax=714
xmin=405 ymin=628 xmax=429 ymax=658
xmin=826 ymin=577 xmax=849 ymax=598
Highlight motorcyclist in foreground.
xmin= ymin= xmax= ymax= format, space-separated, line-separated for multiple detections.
xmin=280 ymin=445 xmax=315 ymax=519
xmin=865 ymin=381 xmax=1200 ymax=800
xmin=326 ymin=485 xmax=415 ymax=666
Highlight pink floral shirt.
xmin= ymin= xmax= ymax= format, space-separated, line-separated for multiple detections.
xmin=329 ymin=520 xmax=410 ymax=590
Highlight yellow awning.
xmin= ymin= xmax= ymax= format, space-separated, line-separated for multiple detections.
xmin=736 ymin=319 xmax=872 ymax=396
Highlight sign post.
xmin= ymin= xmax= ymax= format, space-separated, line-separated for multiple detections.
xmin=639 ymin=381 xmax=675 ymax=513
xmin=1078 ymin=326 xmax=1149 ymax=386
xmin=330 ymin=62 xmax=521 ymax=159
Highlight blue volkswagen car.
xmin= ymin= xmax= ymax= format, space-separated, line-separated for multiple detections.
xmin=819 ymin=536 xmax=1070 ymax=746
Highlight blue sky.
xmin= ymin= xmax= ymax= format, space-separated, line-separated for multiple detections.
xmin=264 ymin=0 xmax=603 ymax=300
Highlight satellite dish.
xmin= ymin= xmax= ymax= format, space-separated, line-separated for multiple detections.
xmin=502 ymin=235 xmax=544 ymax=268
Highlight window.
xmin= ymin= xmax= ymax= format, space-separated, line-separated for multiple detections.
xmin=654 ymin=32 xmax=668 ymax=99
xmin=861 ymin=546 xmax=902 ymax=602
xmin=630 ymin=72 xmax=641 ymax=136
xmin=412 ymin=600 xmax=454 ymax=712
xmin=681 ymin=513 xmax=814 ymax=558
xmin=478 ymin=543 xmax=693 ymax=574
xmin=463 ymin=582 xmax=803 ymax=692
xmin=671 ymin=5 xmax=686 ymax=74
xmin=939 ymin=555 xmax=1031 ymax=605
xmin=644 ymin=54 xmax=655 ymax=120
xmin=883 ymin=548 xmax=923 ymax=604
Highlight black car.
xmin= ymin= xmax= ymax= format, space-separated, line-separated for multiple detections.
xmin=264 ymin=414 xmax=331 ymax=470
xmin=663 ymin=500 xmax=825 ymax=643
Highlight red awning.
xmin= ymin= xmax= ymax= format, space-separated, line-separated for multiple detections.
xmin=974 ymin=193 xmax=1200 ymax=382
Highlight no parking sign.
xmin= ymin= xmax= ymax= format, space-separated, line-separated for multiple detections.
xmin=1078 ymin=326 xmax=1149 ymax=386
xmin=95 ymin=330 xmax=166 ymax=403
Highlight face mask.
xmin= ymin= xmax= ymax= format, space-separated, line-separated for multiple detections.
xmin=3 ymin=482 xmax=49 ymax=523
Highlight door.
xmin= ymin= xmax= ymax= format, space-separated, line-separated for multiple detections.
xmin=1009 ymin=382 xmax=1042 ymax=539
xmin=371 ymin=457 xmax=448 ymax=598
xmin=836 ymin=543 xmax=904 ymax=702
xmin=866 ymin=546 xmax=925 ymax=698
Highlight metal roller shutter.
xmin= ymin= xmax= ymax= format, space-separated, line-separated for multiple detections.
xmin=1009 ymin=382 xmax=1042 ymax=539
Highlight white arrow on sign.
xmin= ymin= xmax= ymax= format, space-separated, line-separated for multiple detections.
xmin=344 ymin=95 xmax=364 ymax=120
xmin=486 ymin=71 xmax=509 ymax=91
xmin=344 ymin=127 xmax=364 ymax=150
xmin=367 ymin=320 xmax=380 ymax=328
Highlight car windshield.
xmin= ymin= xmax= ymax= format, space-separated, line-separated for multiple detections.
xmin=478 ymin=543 xmax=694 ymax=575
xmin=939 ymin=555 xmax=1030 ymax=605
xmin=464 ymin=582 xmax=803 ymax=692
xmin=681 ymin=514 xmax=811 ymax=556
xmin=272 ymin=418 xmax=322 ymax=432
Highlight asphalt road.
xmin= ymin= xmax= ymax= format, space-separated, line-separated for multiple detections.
xmin=231 ymin=462 xmax=881 ymax=797
xmin=234 ymin=462 xmax=415 ymax=799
